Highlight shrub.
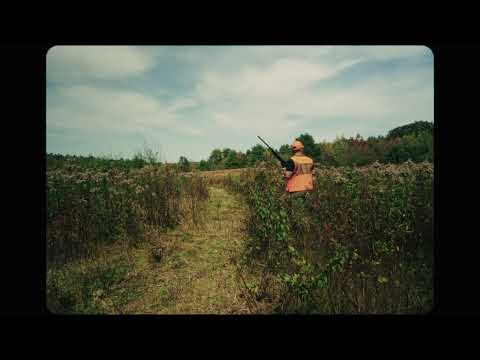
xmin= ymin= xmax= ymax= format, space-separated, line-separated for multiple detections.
xmin=230 ymin=161 xmax=433 ymax=314
xmin=46 ymin=250 xmax=135 ymax=314
xmin=47 ymin=165 xmax=209 ymax=266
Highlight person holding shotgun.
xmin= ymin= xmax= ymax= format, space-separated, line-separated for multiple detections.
xmin=257 ymin=136 xmax=315 ymax=196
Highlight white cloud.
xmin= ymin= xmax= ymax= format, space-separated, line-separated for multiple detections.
xmin=192 ymin=49 xmax=432 ymax=144
xmin=47 ymin=46 xmax=156 ymax=82
xmin=47 ymin=85 xmax=204 ymax=136
xmin=168 ymin=45 xmax=430 ymax=78
xmin=168 ymin=97 xmax=197 ymax=112
xmin=173 ymin=125 xmax=204 ymax=136
xmin=361 ymin=45 xmax=432 ymax=61
xmin=196 ymin=56 xmax=358 ymax=101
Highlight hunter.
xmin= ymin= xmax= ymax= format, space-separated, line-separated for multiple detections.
xmin=283 ymin=140 xmax=315 ymax=196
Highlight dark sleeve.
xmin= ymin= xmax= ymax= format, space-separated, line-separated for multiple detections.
xmin=285 ymin=159 xmax=295 ymax=171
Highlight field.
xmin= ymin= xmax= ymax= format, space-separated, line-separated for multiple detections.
xmin=46 ymin=160 xmax=433 ymax=314
xmin=187 ymin=168 xmax=245 ymax=177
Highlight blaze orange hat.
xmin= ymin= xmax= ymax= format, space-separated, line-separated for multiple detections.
xmin=291 ymin=140 xmax=304 ymax=151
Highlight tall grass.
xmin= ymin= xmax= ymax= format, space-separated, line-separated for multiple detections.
xmin=47 ymin=163 xmax=210 ymax=313
xmin=226 ymin=160 xmax=433 ymax=314
xmin=47 ymin=164 xmax=209 ymax=267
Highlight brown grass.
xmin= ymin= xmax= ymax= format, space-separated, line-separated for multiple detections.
xmin=184 ymin=168 xmax=246 ymax=178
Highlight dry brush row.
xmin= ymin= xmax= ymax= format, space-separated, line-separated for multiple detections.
xmin=47 ymin=165 xmax=209 ymax=267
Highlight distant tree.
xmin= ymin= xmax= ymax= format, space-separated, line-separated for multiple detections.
xmin=178 ymin=156 xmax=192 ymax=172
xmin=246 ymin=144 xmax=266 ymax=166
xmin=387 ymin=121 xmax=433 ymax=139
xmin=279 ymin=144 xmax=292 ymax=159
xmin=208 ymin=149 xmax=223 ymax=169
xmin=132 ymin=152 xmax=147 ymax=168
xmin=225 ymin=151 xmax=241 ymax=169
xmin=144 ymin=148 xmax=159 ymax=164
xmin=386 ymin=131 xmax=433 ymax=163
xmin=384 ymin=144 xmax=410 ymax=163
xmin=366 ymin=136 xmax=389 ymax=162
xmin=318 ymin=142 xmax=337 ymax=166
xmin=222 ymin=148 xmax=233 ymax=160
xmin=343 ymin=134 xmax=377 ymax=166
xmin=237 ymin=151 xmax=247 ymax=168
xmin=421 ymin=131 xmax=434 ymax=162
xmin=198 ymin=160 xmax=210 ymax=171
xmin=331 ymin=136 xmax=349 ymax=166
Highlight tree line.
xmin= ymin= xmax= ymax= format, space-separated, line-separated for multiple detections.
xmin=192 ymin=121 xmax=433 ymax=170
xmin=47 ymin=121 xmax=433 ymax=172
xmin=46 ymin=147 xmax=160 ymax=171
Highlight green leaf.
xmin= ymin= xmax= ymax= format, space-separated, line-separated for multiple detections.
xmin=377 ymin=276 xmax=389 ymax=284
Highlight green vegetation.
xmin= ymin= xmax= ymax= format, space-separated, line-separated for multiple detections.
xmin=47 ymin=153 xmax=148 ymax=171
xmin=46 ymin=120 xmax=433 ymax=314
xmin=47 ymin=244 xmax=143 ymax=314
xmin=386 ymin=120 xmax=433 ymax=139
xmin=191 ymin=121 xmax=434 ymax=171
xmin=119 ymin=187 xmax=249 ymax=314
xmin=47 ymin=145 xmax=162 ymax=171
xmin=47 ymin=160 xmax=210 ymax=313
xmin=178 ymin=156 xmax=192 ymax=172
xmin=47 ymin=185 xmax=250 ymax=314
xmin=224 ymin=160 xmax=433 ymax=314
xmin=47 ymin=121 xmax=433 ymax=173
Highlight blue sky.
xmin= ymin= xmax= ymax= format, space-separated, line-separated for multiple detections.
xmin=46 ymin=46 xmax=433 ymax=162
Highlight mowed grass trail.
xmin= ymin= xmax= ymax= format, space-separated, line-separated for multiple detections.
xmin=117 ymin=186 xmax=251 ymax=314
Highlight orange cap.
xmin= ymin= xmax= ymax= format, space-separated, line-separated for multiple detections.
xmin=291 ymin=140 xmax=304 ymax=151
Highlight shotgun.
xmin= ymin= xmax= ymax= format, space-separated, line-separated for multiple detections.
xmin=257 ymin=136 xmax=287 ymax=168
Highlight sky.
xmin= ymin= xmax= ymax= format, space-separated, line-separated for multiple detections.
xmin=46 ymin=45 xmax=434 ymax=162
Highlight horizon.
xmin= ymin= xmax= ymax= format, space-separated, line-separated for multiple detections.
xmin=46 ymin=120 xmax=432 ymax=162
xmin=47 ymin=46 xmax=434 ymax=162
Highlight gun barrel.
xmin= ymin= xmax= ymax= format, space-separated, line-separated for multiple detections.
xmin=257 ymin=136 xmax=269 ymax=148
xmin=257 ymin=136 xmax=286 ymax=167
xmin=257 ymin=136 xmax=276 ymax=152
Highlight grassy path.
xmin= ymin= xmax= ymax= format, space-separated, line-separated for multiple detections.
xmin=119 ymin=186 xmax=251 ymax=314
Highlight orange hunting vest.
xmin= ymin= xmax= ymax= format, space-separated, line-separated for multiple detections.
xmin=286 ymin=154 xmax=314 ymax=193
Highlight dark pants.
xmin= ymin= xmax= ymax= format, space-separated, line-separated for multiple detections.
xmin=286 ymin=190 xmax=310 ymax=200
